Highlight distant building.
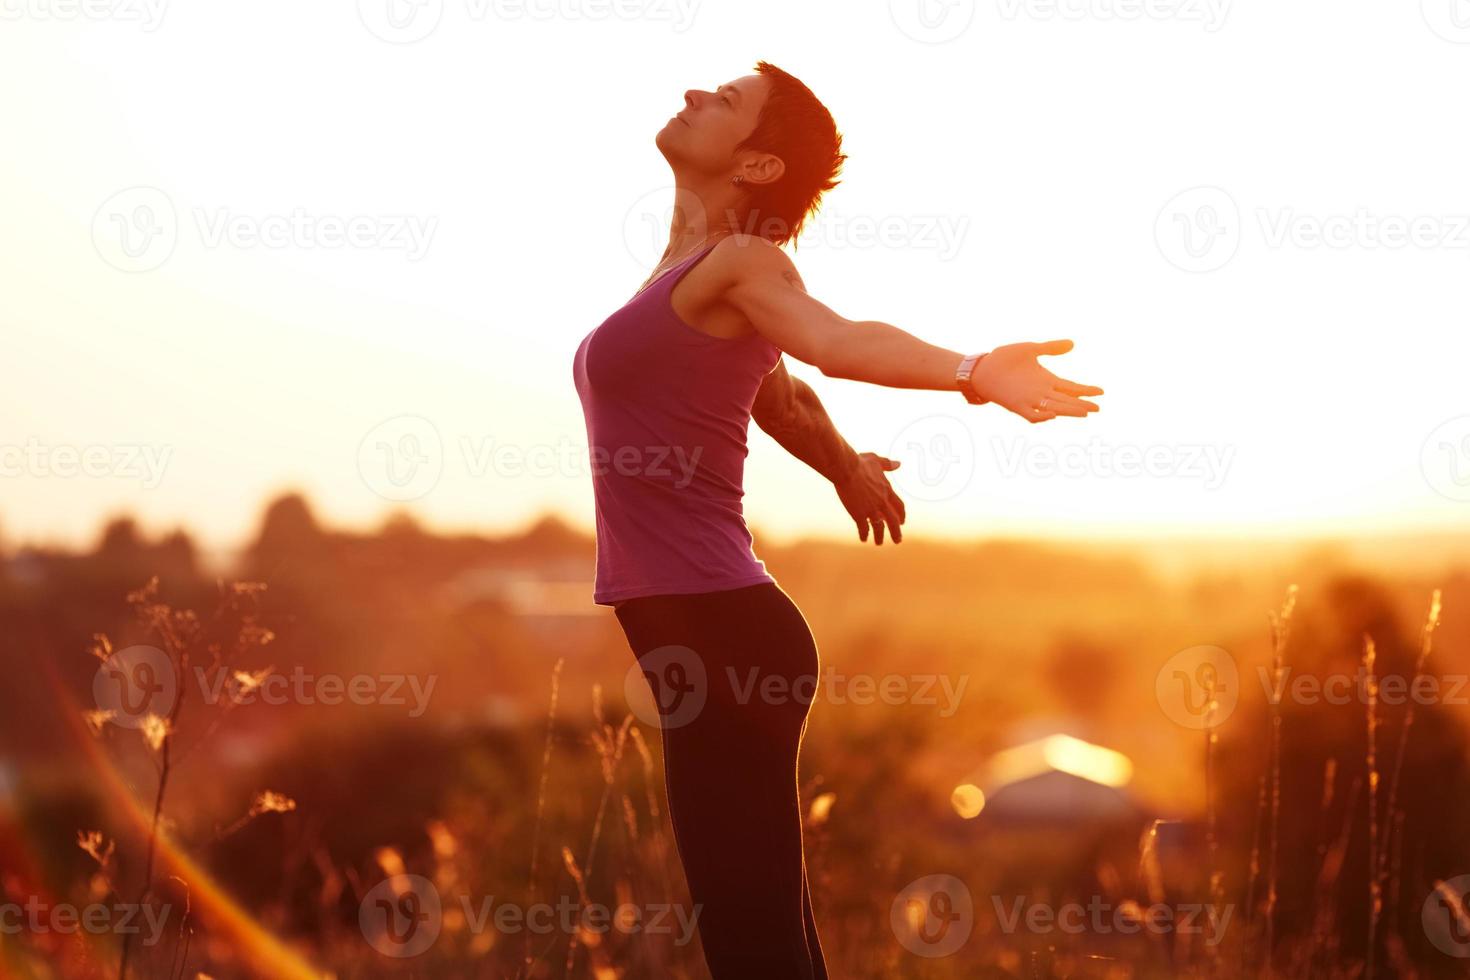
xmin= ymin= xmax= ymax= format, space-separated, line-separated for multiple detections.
xmin=954 ymin=731 xmax=1140 ymax=828
xmin=950 ymin=729 xmax=1151 ymax=890
xmin=439 ymin=561 xmax=600 ymax=618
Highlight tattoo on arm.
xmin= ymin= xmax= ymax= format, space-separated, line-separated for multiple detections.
xmin=752 ymin=358 xmax=860 ymax=484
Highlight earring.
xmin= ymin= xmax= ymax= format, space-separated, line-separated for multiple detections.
xmin=731 ymin=175 xmax=745 ymax=185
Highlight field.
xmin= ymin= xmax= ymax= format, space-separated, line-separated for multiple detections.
xmin=3 ymin=496 xmax=1469 ymax=978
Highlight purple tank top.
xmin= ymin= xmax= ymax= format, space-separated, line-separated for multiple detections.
xmin=572 ymin=241 xmax=783 ymax=606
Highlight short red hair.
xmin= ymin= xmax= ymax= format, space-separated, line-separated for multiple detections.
xmin=732 ymin=61 xmax=847 ymax=248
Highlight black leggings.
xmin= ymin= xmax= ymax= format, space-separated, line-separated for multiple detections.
xmin=614 ymin=582 xmax=829 ymax=980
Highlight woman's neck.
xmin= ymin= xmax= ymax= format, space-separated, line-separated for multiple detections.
xmin=659 ymin=179 xmax=747 ymax=264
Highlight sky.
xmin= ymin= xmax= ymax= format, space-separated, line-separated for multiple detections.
xmin=3 ymin=0 xmax=1470 ymax=553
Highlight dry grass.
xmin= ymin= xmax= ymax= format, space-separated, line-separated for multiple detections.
xmin=0 ymin=555 xmax=1464 ymax=979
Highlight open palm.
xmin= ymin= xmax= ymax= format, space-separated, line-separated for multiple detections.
xmin=835 ymin=453 xmax=906 ymax=545
xmin=970 ymin=339 xmax=1103 ymax=423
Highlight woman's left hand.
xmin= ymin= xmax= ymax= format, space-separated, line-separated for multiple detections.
xmin=968 ymin=339 xmax=1103 ymax=423
xmin=835 ymin=453 xmax=906 ymax=545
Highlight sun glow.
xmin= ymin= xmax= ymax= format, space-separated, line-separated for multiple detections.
xmin=3 ymin=7 xmax=1467 ymax=552
xmin=985 ymin=734 xmax=1134 ymax=792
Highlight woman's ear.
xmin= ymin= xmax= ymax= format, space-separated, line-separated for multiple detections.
xmin=739 ymin=153 xmax=787 ymax=187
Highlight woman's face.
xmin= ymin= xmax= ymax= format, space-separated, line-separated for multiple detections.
xmin=656 ymin=73 xmax=771 ymax=175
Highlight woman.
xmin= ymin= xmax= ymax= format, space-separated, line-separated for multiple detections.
xmin=572 ymin=61 xmax=1102 ymax=979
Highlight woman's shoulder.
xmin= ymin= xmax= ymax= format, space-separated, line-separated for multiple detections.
xmin=705 ymin=234 xmax=799 ymax=288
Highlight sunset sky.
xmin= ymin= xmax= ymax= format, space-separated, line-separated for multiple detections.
xmin=4 ymin=1 xmax=1469 ymax=552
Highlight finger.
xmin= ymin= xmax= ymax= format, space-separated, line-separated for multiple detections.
xmin=856 ymin=517 xmax=868 ymax=542
xmin=1034 ymin=339 xmax=1074 ymax=356
xmin=872 ymin=517 xmax=885 ymax=546
xmin=888 ymin=489 xmax=907 ymax=524
xmin=1039 ymin=402 xmax=1094 ymax=418
xmin=1055 ymin=379 xmax=1104 ymax=397
xmin=880 ymin=456 xmax=901 ymax=471
xmin=1026 ymin=406 xmax=1059 ymax=424
xmin=882 ymin=493 xmax=905 ymax=525
xmin=1041 ymin=393 xmax=1100 ymax=415
xmin=885 ymin=508 xmax=903 ymax=543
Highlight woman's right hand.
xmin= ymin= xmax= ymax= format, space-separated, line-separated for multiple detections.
xmin=969 ymin=339 xmax=1104 ymax=423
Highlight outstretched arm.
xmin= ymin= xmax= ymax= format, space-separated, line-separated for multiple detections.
xmin=718 ymin=237 xmax=1104 ymax=422
xmin=752 ymin=358 xmax=907 ymax=545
